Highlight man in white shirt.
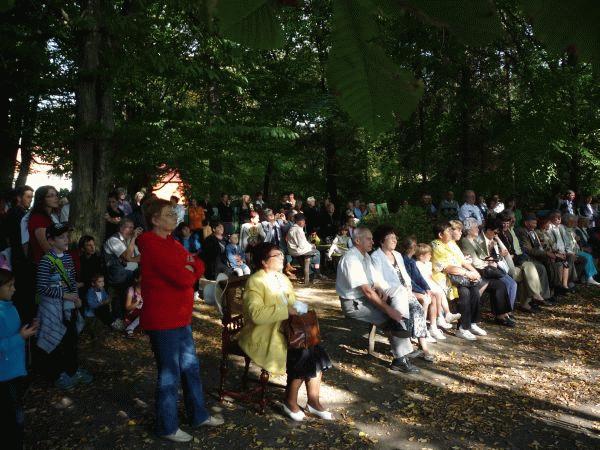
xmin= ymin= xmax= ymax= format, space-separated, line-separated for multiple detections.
xmin=287 ymin=213 xmax=324 ymax=283
xmin=336 ymin=227 xmax=418 ymax=374
xmin=103 ymin=218 xmax=141 ymax=324
xmin=459 ymin=190 xmax=484 ymax=225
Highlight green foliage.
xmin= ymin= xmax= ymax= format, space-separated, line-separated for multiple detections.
xmin=328 ymin=0 xmax=423 ymax=133
xmin=217 ymin=0 xmax=284 ymax=49
xmin=360 ymin=206 xmax=433 ymax=243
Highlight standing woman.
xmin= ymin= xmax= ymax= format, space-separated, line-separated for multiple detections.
xmin=137 ymin=199 xmax=223 ymax=443
xmin=238 ymin=242 xmax=333 ymax=422
xmin=27 ymin=186 xmax=61 ymax=265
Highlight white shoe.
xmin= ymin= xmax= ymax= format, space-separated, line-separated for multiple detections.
xmin=424 ymin=330 xmax=437 ymax=343
xmin=194 ymin=291 xmax=201 ymax=301
xmin=445 ymin=312 xmax=461 ymax=323
xmin=587 ymin=277 xmax=600 ymax=286
xmin=470 ymin=323 xmax=488 ymax=336
xmin=456 ymin=328 xmax=477 ymax=341
xmin=429 ymin=328 xmax=446 ymax=340
xmin=198 ymin=415 xmax=224 ymax=427
xmin=437 ymin=316 xmax=453 ymax=330
xmin=163 ymin=429 xmax=192 ymax=443
xmin=282 ymin=404 xmax=305 ymax=421
xmin=306 ymin=404 xmax=334 ymax=420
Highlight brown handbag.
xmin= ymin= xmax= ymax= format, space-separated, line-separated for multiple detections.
xmin=284 ymin=310 xmax=321 ymax=349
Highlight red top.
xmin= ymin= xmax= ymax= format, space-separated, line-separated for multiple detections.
xmin=137 ymin=231 xmax=205 ymax=330
xmin=28 ymin=213 xmax=53 ymax=264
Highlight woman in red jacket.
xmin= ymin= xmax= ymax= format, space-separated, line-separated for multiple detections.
xmin=137 ymin=199 xmax=224 ymax=443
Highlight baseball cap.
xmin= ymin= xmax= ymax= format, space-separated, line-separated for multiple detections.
xmin=46 ymin=222 xmax=73 ymax=239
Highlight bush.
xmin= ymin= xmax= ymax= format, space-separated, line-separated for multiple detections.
xmin=359 ymin=206 xmax=433 ymax=244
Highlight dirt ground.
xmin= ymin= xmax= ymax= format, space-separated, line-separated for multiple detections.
xmin=24 ymin=281 xmax=600 ymax=449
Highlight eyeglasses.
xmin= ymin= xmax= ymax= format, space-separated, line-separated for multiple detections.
xmin=267 ymin=252 xmax=284 ymax=259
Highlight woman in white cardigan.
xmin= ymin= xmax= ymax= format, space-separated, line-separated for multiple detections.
xmin=371 ymin=226 xmax=434 ymax=362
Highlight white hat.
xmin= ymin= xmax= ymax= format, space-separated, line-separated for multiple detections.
xmin=202 ymin=273 xmax=229 ymax=316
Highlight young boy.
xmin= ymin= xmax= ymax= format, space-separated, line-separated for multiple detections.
xmin=0 ymin=269 xmax=38 ymax=449
xmin=225 ymin=234 xmax=251 ymax=276
xmin=84 ymin=273 xmax=111 ymax=338
xmin=36 ymin=222 xmax=92 ymax=390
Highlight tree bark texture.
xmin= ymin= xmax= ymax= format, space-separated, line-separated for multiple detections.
xmin=71 ymin=0 xmax=115 ymax=241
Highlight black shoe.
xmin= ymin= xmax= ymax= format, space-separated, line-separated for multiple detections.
xmin=389 ymin=357 xmax=420 ymax=374
xmin=508 ymin=314 xmax=517 ymax=321
xmin=545 ymin=297 xmax=558 ymax=306
xmin=555 ymin=286 xmax=569 ymax=295
xmin=494 ymin=317 xmax=515 ymax=327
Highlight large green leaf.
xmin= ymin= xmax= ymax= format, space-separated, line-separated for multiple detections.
xmin=217 ymin=0 xmax=284 ymax=49
xmin=402 ymin=0 xmax=503 ymax=46
xmin=328 ymin=0 xmax=423 ymax=134
xmin=519 ymin=0 xmax=600 ymax=68
xmin=0 ymin=0 xmax=14 ymax=12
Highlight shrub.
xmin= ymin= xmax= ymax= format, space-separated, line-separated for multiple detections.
xmin=359 ymin=206 xmax=433 ymax=244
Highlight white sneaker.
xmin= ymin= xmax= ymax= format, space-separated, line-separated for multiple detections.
xmin=445 ymin=312 xmax=461 ymax=323
xmin=163 ymin=429 xmax=192 ymax=443
xmin=194 ymin=291 xmax=201 ymax=301
xmin=437 ymin=316 xmax=453 ymax=330
xmin=456 ymin=328 xmax=477 ymax=341
xmin=198 ymin=416 xmax=224 ymax=427
xmin=429 ymin=328 xmax=446 ymax=340
xmin=470 ymin=323 xmax=488 ymax=336
xmin=587 ymin=277 xmax=600 ymax=286
xmin=424 ymin=330 xmax=437 ymax=343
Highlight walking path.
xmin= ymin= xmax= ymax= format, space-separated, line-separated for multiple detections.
xmin=25 ymin=283 xmax=600 ymax=449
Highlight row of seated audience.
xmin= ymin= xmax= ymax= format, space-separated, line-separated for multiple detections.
xmin=2 ymin=184 xmax=600 ymax=445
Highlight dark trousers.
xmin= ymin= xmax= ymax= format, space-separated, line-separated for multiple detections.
xmin=457 ymin=285 xmax=481 ymax=329
xmin=39 ymin=316 xmax=79 ymax=381
xmin=0 ymin=377 xmax=26 ymax=450
xmin=12 ymin=261 xmax=37 ymax=324
xmin=484 ymin=278 xmax=512 ymax=315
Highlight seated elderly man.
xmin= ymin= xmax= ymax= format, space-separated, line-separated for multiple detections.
xmin=459 ymin=190 xmax=484 ymax=226
xmin=336 ymin=226 xmax=418 ymax=374
xmin=287 ymin=213 xmax=325 ymax=282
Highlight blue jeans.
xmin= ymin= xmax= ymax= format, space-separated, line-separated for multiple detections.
xmin=147 ymin=325 xmax=209 ymax=436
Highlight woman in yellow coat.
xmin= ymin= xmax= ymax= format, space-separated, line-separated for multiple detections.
xmin=238 ymin=242 xmax=333 ymax=422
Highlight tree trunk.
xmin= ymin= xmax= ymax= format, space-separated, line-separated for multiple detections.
xmin=458 ymin=62 xmax=472 ymax=185
xmin=324 ymin=127 xmax=338 ymax=203
xmin=14 ymin=97 xmax=38 ymax=188
xmin=262 ymin=157 xmax=273 ymax=202
xmin=70 ymin=0 xmax=114 ymax=241
xmin=0 ymin=89 xmax=17 ymax=191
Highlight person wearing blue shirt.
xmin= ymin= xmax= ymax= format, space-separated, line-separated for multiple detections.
xmin=0 ymin=269 xmax=38 ymax=449
xmin=459 ymin=190 xmax=484 ymax=225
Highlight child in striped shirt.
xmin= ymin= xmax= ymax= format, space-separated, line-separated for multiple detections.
xmin=36 ymin=223 xmax=93 ymax=390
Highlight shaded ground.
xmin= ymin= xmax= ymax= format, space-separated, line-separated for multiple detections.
xmin=24 ymin=282 xmax=600 ymax=449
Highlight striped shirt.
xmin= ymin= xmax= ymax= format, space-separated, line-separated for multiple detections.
xmin=36 ymin=250 xmax=77 ymax=300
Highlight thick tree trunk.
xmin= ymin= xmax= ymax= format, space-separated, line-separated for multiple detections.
xmin=324 ymin=129 xmax=338 ymax=203
xmin=14 ymin=97 xmax=38 ymax=187
xmin=262 ymin=157 xmax=273 ymax=202
xmin=0 ymin=88 xmax=16 ymax=192
xmin=70 ymin=0 xmax=114 ymax=241
xmin=458 ymin=62 xmax=472 ymax=185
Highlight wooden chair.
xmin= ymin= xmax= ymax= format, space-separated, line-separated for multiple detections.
xmin=368 ymin=323 xmax=377 ymax=355
xmin=218 ymin=275 xmax=271 ymax=413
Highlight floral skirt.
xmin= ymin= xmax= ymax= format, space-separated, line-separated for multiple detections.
xmin=409 ymin=296 xmax=428 ymax=338
xmin=286 ymin=344 xmax=332 ymax=380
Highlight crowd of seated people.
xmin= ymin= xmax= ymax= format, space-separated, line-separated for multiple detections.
xmin=2 ymin=184 xmax=600 ymax=443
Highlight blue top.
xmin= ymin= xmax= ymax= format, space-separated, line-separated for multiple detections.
xmin=402 ymin=255 xmax=431 ymax=294
xmin=225 ymin=243 xmax=246 ymax=267
xmin=0 ymin=300 xmax=26 ymax=382
xmin=85 ymin=287 xmax=109 ymax=318
xmin=175 ymin=234 xmax=201 ymax=253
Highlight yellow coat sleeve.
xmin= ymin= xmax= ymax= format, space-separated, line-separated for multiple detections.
xmin=244 ymin=276 xmax=289 ymax=326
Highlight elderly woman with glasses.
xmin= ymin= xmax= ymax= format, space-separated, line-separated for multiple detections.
xmin=238 ymin=242 xmax=333 ymax=422
xmin=459 ymin=218 xmax=516 ymax=327
xmin=137 ymin=199 xmax=224 ymax=443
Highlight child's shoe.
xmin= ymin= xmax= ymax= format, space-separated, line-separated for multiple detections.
xmin=71 ymin=368 xmax=93 ymax=385
xmin=55 ymin=372 xmax=76 ymax=390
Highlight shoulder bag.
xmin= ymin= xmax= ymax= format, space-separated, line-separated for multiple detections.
xmin=285 ymin=310 xmax=321 ymax=349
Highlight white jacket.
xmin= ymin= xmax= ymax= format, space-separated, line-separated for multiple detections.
xmin=286 ymin=224 xmax=313 ymax=256
xmin=371 ymin=248 xmax=411 ymax=317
